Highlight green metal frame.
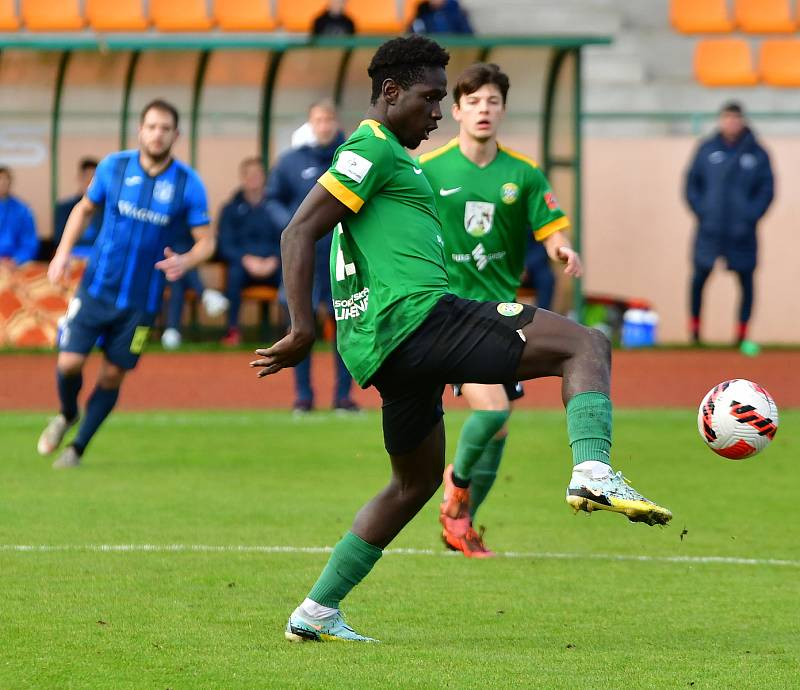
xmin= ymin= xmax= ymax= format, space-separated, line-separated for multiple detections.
xmin=2 ymin=34 xmax=609 ymax=318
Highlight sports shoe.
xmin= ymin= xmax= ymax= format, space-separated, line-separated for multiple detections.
xmin=442 ymin=524 xmax=495 ymax=559
xmin=52 ymin=445 xmax=81 ymax=469
xmin=439 ymin=464 xmax=471 ymax=539
xmin=566 ymin=464 xmax=672 ymax=526
xmin=293 ymin=400 xmax=313 ymax=415
xmin=161 ymin=327 xmax=182 ymax=350
xmin=284 ymin=607 xmax=377 ymax=643
xmin=220 ymin=327 xmax=241 ymax=347
xmin=333 ymin=398 xmax=361 ymax=414
xmin=202 ymin=289 xmax=229 ymax=318
xmin=37 ymin=413 xmax=79 ymax=456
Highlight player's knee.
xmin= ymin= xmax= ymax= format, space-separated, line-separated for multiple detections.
xmin=98 ymin=364 xmax=125 ymax=388
xmin=57 ymin=352 xmax=85 ymax=376
xmin=583 ymin=326 xmax=611 ymax=365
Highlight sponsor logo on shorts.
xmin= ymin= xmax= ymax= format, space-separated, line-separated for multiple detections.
xmin=497 ymin=302 xmax=524 ymax=317
xmin=501 ymin=183 xmax=519 ymax=205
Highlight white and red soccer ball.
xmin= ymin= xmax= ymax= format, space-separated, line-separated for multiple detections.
xmin=698 ymin=379 xmax=779 ymax=459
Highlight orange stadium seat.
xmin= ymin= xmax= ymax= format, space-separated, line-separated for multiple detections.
xmin=86 ymin=0 xmax=148 ymax=31
xmin=214 ymin=0 xmax=277 ymax=31
xmin=0 ymin=0 xmax=19 ymax=30
xmin=735 ymin=0 xmax=796 ymax=33
xmin=22 ymin=0 xmax=84 ymax=31
xmin=347 ymin=0 xmax=402 ymax=34
xmin=276 ymin=0 xmax=328 ymax=32
xmin=150 ymin=0 xmax=213 ymax=31
xmin=760 ymin=39 xmax=800 ymax=86
xmin=670 ymin=0 xmax=733 ymax=34
xmin=694 ymin=39 xmax=758 ymax=86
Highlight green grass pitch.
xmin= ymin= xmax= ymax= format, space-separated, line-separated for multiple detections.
xmin=1 ymin=409 xmax=799 ymax=689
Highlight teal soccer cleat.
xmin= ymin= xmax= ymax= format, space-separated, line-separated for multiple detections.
xmin=284 ymin=607 xmax=378 ymax=643
xmin=566 ymin=465 xmax=672 ymax=526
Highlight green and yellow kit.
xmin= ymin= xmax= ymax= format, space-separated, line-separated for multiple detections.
xmin=318 ymin=119 xmax=449 ymax=386
xmin=419 ymin=138 xmax=569 ymax=303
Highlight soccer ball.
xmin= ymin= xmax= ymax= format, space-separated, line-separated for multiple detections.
xmin=697 ymin=379 xmax=779 ymax=459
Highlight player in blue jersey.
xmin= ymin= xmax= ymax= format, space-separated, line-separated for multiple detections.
xmin=37 ymin=99 xmax=215 ymax=469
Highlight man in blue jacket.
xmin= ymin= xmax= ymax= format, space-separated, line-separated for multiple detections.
xmin=0 ymin=166 xmax=39 ymax=265
xmin=218 ymin=157 xmax=282 ymax=346
xmin=409 ymin=0 xmax=473 ymax=34
xmin=685 ymin=102 xmax=774 ymax=347
xmin=266 ymin=99 xmax=357 ymax=413
xmin=54 ymin=157 xmax=102 ymax=258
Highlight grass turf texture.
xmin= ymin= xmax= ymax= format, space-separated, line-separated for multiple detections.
xmin=1 ymin=409 xmax=799 ymax=689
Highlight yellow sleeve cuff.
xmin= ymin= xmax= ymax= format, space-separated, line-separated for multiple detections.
xmin=533 ymin=215 xmax=570 ymax=242
xmin=318 ymin=171 xmax=365 ymax=213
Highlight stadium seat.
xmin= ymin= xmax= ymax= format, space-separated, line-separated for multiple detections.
xmin=694 ymin=39 xmax=757 ymax=86
xmin=214 ymin=0 xmax=277 ymax=31
xmin=276 ymin=0 xmax=329 ymax=32
xmin=346 ymin=0 xmax=402 ymax=34
xmin=0 ymin=0 xmax=19 ymax=29
xmin=150 ymin=0 xmax=213 ymax=31
xmin=670 ymin=0 xmax=733 ymax=34
xmin=735 ymin=0 xmax=796 ymax=33
xmin=760 ymin=40 xmax=800 ymax=86
xmin=86 ymin=0 xmax=148 ymax=31
xmin=21 ymin=0 xmax=84 ymax=31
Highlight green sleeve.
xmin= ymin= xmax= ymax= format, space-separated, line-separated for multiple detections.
xmin=526 ymin=167 xmax=569 ymax=242
xmin=318 ymin=133 xmax=393 ymax=213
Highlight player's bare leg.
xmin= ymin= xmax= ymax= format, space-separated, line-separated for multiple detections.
xmin=440 ymin=383 xmax=509 ymax=557
xmin=38 ymin=351 xmax=87 ymax=456
xmin=516 ymin=309 xmax=672 ymax=526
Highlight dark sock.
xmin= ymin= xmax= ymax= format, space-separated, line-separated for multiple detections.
xmin=71 ymin=386 xmax=119 ymax=454
xmin=57 ymin=370 xmax=82 ymax=422
xmin=307 ymin=531 xmax=383 ymax=609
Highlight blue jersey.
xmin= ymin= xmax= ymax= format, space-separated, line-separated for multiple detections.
xmin=82 ymin=150 xmax=209 ymax=313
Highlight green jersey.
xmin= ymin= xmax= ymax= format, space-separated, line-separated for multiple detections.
xmin=419 ymin=138 xmax=569 ymax=303
xmin=319 ymin=119 xmax=449 ymax=387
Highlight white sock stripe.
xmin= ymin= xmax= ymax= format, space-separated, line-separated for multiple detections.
xmin=1 ymin=544 xmax=798 ymax=568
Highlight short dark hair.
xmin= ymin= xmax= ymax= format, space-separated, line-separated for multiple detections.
xmin=0 ymin=166 xmax=10 ymax=178
xmin=453 ymin=63 xmax=510 ymax=105
xmin=140 ymin=99 xmax=180 ymax=128
xmin=367 ymin=35 xmax=450 ymax=105
xmin=720 ymin=101 xmax=744 ymax=116
xmin=79 ymin=157 xmax=98 ymax=172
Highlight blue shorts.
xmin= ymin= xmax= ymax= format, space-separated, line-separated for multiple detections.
xmin=58 ymin=288 xmax=155 ymax=370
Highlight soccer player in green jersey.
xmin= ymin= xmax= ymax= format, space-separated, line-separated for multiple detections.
xmin=251 ymin=35 xmax=672 ymax=643
xmin=419 ymin=62 xmax=582 ymax=558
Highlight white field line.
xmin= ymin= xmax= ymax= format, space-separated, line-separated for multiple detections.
xmin=1 ymin=544 xmax=799 ymax=568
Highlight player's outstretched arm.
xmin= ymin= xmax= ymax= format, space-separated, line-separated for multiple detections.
xmin=250 ymin=184 xmax=350 ymax=378
xmin=48 ymin=196 xmax=96 ymax=285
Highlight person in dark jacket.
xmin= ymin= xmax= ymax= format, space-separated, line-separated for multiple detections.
xmin=409 ymin=0 xmax=473 ymax=34
xmin=312 ymin=0 xmax=355 ymax=35
xmin=266 ymin=99 xmax=357 ymax=413
xmin=685 ymin=102 xmax=773 ymax=346
xmin=54 ymin=157 xmax=102 ymax=258
xmin=218 ymin=157 xmax=282 ymax=346
xmin=0 ymin=166 xmax=39 ymax=265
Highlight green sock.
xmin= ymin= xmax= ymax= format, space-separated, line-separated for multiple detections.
xmin=469 ymin=436 xmax=506 ymax=520
xmin=307 ymin=531 xmax=383 ymax=608
xmin=453 ymin=410 xmax=510 ymax=484
xmin=566 ymin=391 xmax=612 ymax=466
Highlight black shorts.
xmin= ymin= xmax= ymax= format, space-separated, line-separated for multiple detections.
xmin=452 ymin=381 xmax=525 ymax=402
xmin=369 ymin=294 xmax=536 ymax=455
xmin=59 ymin=288 xmax=155 ymax=370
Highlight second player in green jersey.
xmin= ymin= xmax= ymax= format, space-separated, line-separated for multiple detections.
xmin=420 ymin=63 xmax=582 ymax=558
